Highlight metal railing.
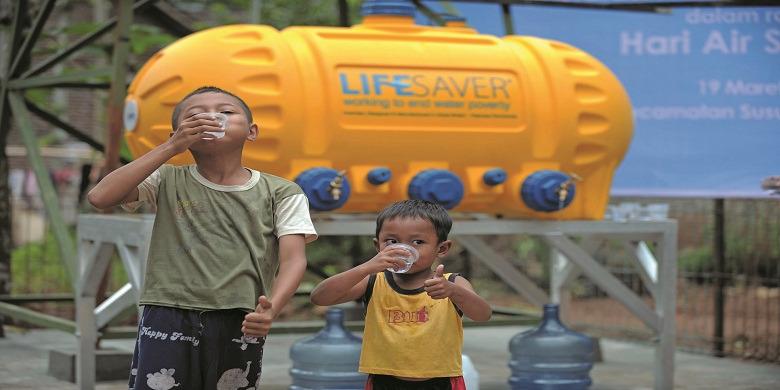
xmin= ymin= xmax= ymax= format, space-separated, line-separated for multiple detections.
xmin=565 ymin=198 xmax=780 ymax=363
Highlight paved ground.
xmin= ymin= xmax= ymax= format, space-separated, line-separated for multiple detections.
xmin=1 ymin=325 xmax=779 ymax=389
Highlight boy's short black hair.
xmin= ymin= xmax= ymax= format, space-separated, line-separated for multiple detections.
xmin=171 ymin=86 xmax=253 ymax=130
xmin=375 ymin=200 xmax=452 ymax=243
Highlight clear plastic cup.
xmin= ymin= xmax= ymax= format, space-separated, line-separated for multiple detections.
xmin=205 ymin=112 xmax=228 ymax=138
xmin=385 ymin=243 xmax=419 ymax=274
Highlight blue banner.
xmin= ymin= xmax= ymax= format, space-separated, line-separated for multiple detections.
xmin=420 ymin=3 xmax=780 ymax=198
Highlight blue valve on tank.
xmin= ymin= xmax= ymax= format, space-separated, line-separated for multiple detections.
xmin=408 ymin=169 xmax=464 ymax=209
xmin=295 ymin=168 xmax=351 ymax=211
xmin=483 ymin=168 xmax=507 ymax=186
xmin=361 ymin=0 xmax=415 ymax=17
xmin=520 ymin=170 xmax=578 ymax=212
xmin=367 ymin=167 xmax=392 ymax=185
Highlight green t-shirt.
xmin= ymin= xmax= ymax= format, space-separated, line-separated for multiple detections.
xmin=136 ymin=165 xmax=314 ymax=312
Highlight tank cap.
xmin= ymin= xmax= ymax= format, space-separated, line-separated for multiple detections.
xmin=123 ymin=99 xmax=139 ymax=132
xmin=483 ymin=168 xmax=507 ymax=186
xmin=367 ymin=167 xmax=392 ymax=185
xmin=520 ymin=170 xmax=576 ymax=212
xmin=361 ymin=0 xmax=415 ymax=18
xmin=408 ymin=169 xmax=464 ymax=209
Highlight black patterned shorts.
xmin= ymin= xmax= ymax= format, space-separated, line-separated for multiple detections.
xmin=129 ymin=305 xmax=265 ymax=390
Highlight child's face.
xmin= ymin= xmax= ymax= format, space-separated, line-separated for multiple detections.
xmin=176 ymin=92 xmax=257 ymax=152
xmin=374 ymin=217 xmax=451 ymax=274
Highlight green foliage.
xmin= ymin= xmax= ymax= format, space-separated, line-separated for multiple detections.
xmin=183 ymin=0 xmax=364 ymax=30
xmin=678 ymin=246 xmax=712 ymax=272
xmin=11 ymin=229 xmax=73 ymax=294
xmin=513 ymin=236 xmax=550 ymax=287
xmin=120 ymin=137 xmax=134 ymax=162
xmin=11 ymin=229 xmax=128 ymax=295
xmin=24 ymin=88 xmax=51 ymax=109
xmin=129 ymin=25 xmax=176 ymax=55
xmin=62 ymin=20 xmax=100 ymax=36
xmin=308 ymin=236 xmax=374 ymax=267
xmin=257 ymin=0 xmax=347 ymax=28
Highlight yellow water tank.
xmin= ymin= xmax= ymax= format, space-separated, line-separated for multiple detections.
xmin=123 ymin=1 xmax=632 ymax=219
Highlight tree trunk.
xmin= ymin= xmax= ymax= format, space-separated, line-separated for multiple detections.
xmin=0 ymin=0 xmax=30 ymax=337
xmin=0 ymin=138 xmax=10 ymax=337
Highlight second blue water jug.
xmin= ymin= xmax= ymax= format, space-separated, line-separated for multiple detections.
xmin=508 ymin=304 xmax=595 ymax=389
xmin=289 ymin=308 xmax=366 ymax=389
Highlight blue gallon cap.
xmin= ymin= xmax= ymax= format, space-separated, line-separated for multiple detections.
xmin=361 ymin=0 xmax=415 ymax=18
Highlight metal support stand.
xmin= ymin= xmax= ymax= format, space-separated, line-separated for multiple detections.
xmin=75 ymin=214 xmax=154 ymax=389
xmin=75 ymin=214 xmax=676 ymax=390
xmin=314 ymin=217 xmax=678 ymax=390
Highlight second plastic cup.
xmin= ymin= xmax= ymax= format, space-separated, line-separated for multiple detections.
xmin=385 ymin=243 xmax=419 ymax=274
xmin=205 ymin=112 xmax=228 ymax=138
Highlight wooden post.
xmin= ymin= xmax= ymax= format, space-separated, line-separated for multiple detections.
xmin=0 ymin=0 xmax=30 ymax=339
xmin=104 ymin=0 xmax=133 ymax=175
xmin=8 ymin=93 xmax=77 ymax=282
xmin=654 ymin=222 xmax=678 ymax=390
xmin=92 ymin=0 xmax=135 ymax=321
xmin=250 ymin=0 xmax=262 ymax=24
xmin=337 ymin=0 xmax=350 ymax=27
xmin=501 ymin=2 xmax=515 ymax=36
xmin=713 ymin=198 xmax=726 ymax=357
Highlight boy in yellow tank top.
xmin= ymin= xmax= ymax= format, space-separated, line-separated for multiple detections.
xmin=311 ymin=200 xmax=492 ymax=390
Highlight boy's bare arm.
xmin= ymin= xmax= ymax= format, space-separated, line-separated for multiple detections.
xmin=87 ymin=143 xmax=176 ymax=209
xmin=309 ymin=265 xmax=372 ymax=306
xmin=310 ymin=246 xmax=409 ymax=306
xmin=450 ymin=275 xmax=492 ymax=322
xmin=87 ymin=114 xmax=220 ymax=209
xmin=425 ymin=265 xmax=492 ymax=322
xmin=242 ymin=234 xmax=307 ymax=337
xmin=269 ymin=234 xmax=308 ymax=315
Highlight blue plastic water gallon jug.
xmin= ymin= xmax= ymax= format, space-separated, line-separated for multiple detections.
xmin=508 ymin=304 xmax=595 ymax=389
xmin=289 ymin=308 xmax=366 ymax=389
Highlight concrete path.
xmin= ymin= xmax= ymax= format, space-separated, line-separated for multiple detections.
xmin=1 ymin=326 xmax=778 ymax=389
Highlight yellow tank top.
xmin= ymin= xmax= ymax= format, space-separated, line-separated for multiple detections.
xmin=359 ymin=271 xmax=463 ymax=378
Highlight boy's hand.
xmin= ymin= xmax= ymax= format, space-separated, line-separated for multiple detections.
xmin=167 ymin=113 xmax=222 ymax=154
xmin=365 ymin=246 xmax=412 ymax=273
xmin=242 ymin=295 xmax=275 ymax=337
xmin=424 ymin=265 xmax=455 ymax=299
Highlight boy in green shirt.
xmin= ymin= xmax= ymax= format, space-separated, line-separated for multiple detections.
xmin=89 ymin=86 xmax=317 ymax=389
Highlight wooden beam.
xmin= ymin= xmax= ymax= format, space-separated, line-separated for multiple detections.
xmin=8 ymin=68 xmax=112 ymax=89
xmin=8 ymin=92 xmax=76 ymax=281
xmin=21 ymin=0 xmax=158 ymax=79
xmin=543 ymin=233 xmax=660 ymax=332
xmin=105 ymin=0 xmax=134 ymax=174
xmin=337 ymin=0 xmax=350 ymax=27
xmin=455 ymin=235 xmax=549 ymax=307
xmin=314 ymin=218 xmax=673 ymax=236
xmin=622 ymin=241 xmax=659 ymax=301
xmin=654 ymin=222 xmax=678 ymax=390
xmin=0 ymin=301 xmax=76 ymax=333
xmin=0 ymin=0 xmax=28 ymax=139
xmin=411 ymin=0 xmax=445 ymax=25
xmin=144 ymin=1 xmax=195 ymax=37
xmin=9 ymin=0 xmax=55 ymax=77
xmin=23 ymin=98 xmax=130 ymax=164
xmin=0 ymin=293 xmax=74 ymax=303
xmin=501 ymin=3 xmax=515 ymax=35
